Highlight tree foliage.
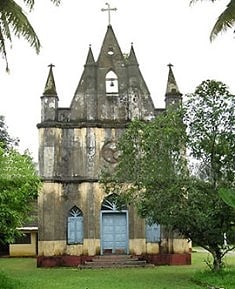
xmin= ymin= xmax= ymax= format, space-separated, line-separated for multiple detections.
xmin=190 ymin=0 xmax=235 ymax=41
xmin=101 ymin=80 xmax=235 ymax=271
xmin=186 ymin=80 xmax=235 ymax=210
xmin=101 ymin=109 xmax=188 ymax=218
xmin=219 ymin=188 xmax=235 ymax=208
xmin=0 ymin=115 xmax=18 ymax=149
xmin=0 ymin=116 xmax=41 ymax=243
xmin=0 ymin=0 xmax=61 ymax=71
xmin=186 ymin=80 xmax=234 ymax=186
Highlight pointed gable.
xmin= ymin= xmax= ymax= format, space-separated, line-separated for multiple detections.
xmin=71 ymin=45 xmax=97 ymax=120
xmin=70 ymin=25 xmax=155 ymax=122
xmin=127 ymin=44 xmax=139 ymax=66
xmin=85 ymin=45 xmax=95 ymax=66
xmin=96 ymin=25 xmax=125 ymax=68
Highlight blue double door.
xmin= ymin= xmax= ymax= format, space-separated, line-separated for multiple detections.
xmin=101 ymin=212 xmax=128 ymax=254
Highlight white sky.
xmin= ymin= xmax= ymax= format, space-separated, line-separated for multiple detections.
xmin=0 ymin=0 xmax=234 ymax=161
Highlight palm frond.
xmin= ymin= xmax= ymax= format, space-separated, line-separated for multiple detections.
xmin=0 ymin=26 xmax=9 ymax=72
xmin=0 ymin=12 xmax=12 ymax=42
xmin=0 ymin=0 xmax=40 ymax=50
xmin=22 ymin=0 xmax=61 ymax=11
xmin=189 ymin=0 xmax=217 ymax=5
xmin=0 ymin=0 xmax=41 ymax=70
xmin=0 ymin=0 xmax=61 ymax=71
xmin=50 ymin=0 xmax=61 ymax=6
xmin=210 ymin=0 xmax=235 ymax=40
xmin=22 ymin=0 xmax=35 ymax=10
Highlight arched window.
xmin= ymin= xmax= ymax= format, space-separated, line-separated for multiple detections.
xmin=105 ymin=71 xmax=118 ymax=94
xmin=67 ymin=206 xmax=84 ymax=244
xmin=101 ymin=194 xmax=127 ymax=211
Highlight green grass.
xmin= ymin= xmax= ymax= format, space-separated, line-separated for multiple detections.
xmin=192 ymin=252 xmax=235 ymax=289
xmin=0 ymin=271 xmax=21 ymax=289
xmin=0 ymin=252 xmax=234 ymax=289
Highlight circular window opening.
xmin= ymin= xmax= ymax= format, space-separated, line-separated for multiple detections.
xmin=108 ymin=47 xmax=114 ymax=55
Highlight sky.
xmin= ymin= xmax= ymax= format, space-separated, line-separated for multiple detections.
xmin=0 ymin=0 xmax=234 ymax=161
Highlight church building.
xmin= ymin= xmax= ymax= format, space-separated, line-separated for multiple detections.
xmin=37 ymin=13 xmax=191 ymax=267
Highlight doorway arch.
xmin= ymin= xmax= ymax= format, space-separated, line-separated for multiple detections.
xmin=100 ymin=194 xmax=128 ymax=255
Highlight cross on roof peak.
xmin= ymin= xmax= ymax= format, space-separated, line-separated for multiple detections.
xmin=101 ymin=3 xmax=117 ymax=25
xmin=48 ymin=64 xmax=55 ymax=68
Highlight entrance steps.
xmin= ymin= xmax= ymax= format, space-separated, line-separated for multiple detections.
xmin=79 ymin=255 xmax=154 ymax=269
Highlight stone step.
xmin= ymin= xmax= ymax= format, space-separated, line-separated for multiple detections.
xmin=79 ymin=255 xmax=155 ymax=269
xmin=85 ymin=259 xmax=147 ymax=265
xmin=79 ymin=263 xmax=154 ymax=269
xmin=90 ymin=255 xmax=139 ymax=262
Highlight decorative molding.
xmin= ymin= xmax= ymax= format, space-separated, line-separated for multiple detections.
xmin=41 ymin=176 xmax=99 ymax=184
xmin=37 ymin=120 xmax=130 ymax=129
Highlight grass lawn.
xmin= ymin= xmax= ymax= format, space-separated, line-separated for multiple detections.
xmin=0 ymin=252 xmax=234 ymax=289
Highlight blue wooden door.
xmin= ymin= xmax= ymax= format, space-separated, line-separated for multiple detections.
xmin=102 ymin=213 xmax=127 ymax=254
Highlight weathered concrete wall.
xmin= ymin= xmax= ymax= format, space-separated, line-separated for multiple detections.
xmin=38 ymin=239 xmax=100 ymax=257
xmin=39 ymin=127 xmax=124 ymax=179
xmin=10 ymin=231 xmax=37 ymax=257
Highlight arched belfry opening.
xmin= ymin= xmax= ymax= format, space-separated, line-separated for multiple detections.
xmin=105 ymin=71 xmax=118 ymax=94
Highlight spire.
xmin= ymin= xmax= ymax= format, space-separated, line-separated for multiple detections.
xmin=127 ymin=43 xmax=139 ymax=66
xmin=165 ymin=64 xmax=181 ymax=96
xmin=43 ymin=64 xmax=58 ymax=96
xmin=165 ymin=64 xmax=182 ymax=108
xmin=85 ymin=45 xmax=95 ymax=66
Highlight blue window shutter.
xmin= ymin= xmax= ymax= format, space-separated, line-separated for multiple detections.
xmin=75 ymin=216 xmax=83 ymax=243
xmin=68 ymin=216 xmax=83 ymax=244
xmin=146 ymin=223 xmax=161 ymax=243
xmin=68 ymin=217 xmax=76 ymax=244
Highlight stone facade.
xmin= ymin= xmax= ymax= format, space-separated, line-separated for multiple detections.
xmin=37 ymin=25 xmax=190 ymax=267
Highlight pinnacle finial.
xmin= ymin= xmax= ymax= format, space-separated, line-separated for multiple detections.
xmin=43 ymin=64 xmax=57 ymax=96
xmin=165 ymin=64 xmax=182 ymax=97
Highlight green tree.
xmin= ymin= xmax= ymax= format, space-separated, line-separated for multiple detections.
xmin=185 ymin=79 xmax=235 ymax=270
xmin=219 ymin=188 xmax=235 ymax=208
xmin=186 ymin=80 xmax=235 ymax=211
xmin=0 ymin=115 xmax=18 ymax=149
xmin=190 ymin=0 xmax=235 ymax=40
xmin=0 ymin=0 xmax=61 ymax=71
xmin=101 ymin=80 xmax=235 ymax=272
xmin=186 ymin=80 xmax=234 ymax=188
xmin=0 ymin=117 xmax=41 ymax=244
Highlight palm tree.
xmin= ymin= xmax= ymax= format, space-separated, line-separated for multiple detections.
xmin=0 ymin=0 xmax=60 ymax=71
xmin=190 ymin=0 xmax=235 ymax=41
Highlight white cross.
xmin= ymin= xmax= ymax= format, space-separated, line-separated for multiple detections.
xmin=101 ymin=3 xmax=117 ymax=25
